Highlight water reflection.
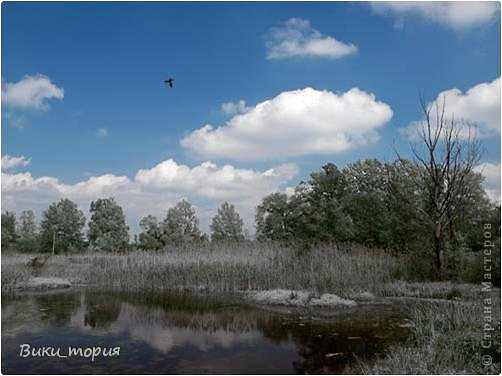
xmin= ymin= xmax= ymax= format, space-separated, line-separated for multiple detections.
xmin=2 ymin=291 xmax=411 ymax=374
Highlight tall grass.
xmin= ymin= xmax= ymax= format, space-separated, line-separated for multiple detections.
xmin=1 ymin=252 xmax=33 ymax=291
xmin=378 ymin=280 xmax=482 ymax=301
xmin=2 ymin=242 xmax=401 ymax=296
xmin=362 ymin=292 xmax=501 ymax=374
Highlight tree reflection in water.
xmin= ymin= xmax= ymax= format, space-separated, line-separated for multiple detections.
xmin=2 ymin=291 xmax=411 ymax=374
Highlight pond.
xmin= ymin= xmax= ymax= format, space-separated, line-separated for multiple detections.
xmin=2 ymin=290 xmax=412 ymax=374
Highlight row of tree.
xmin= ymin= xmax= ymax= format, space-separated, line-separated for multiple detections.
xmin=3 ymin=155 xmax=497 ymax=256
xmin=1 ymin=198 xmax=245 ymax=253
xmin=256 ymin=159 xmax=498 ymax=250
xmin=136 ymin=200 xmax=244 ymax=250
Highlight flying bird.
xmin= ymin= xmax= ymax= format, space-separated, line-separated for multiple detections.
xmin=164 ymin=78 xmax=174 ymax=88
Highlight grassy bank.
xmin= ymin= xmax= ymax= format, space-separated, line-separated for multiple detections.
xmin=2 ymin=242 xmax=402 ymax=296
xmin=378 ymin=280 xmax=483 ymax=301
xmin=2 ymin=243 xmax=489 ymax=300
xmin=361 ymin=290 xmax=501 ymax=374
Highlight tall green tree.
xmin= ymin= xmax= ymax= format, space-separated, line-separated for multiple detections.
xmin=40 ymin=198 xmax=86 ymax=253
xmin=299 ymin=163 xmax=353 ymax=243
xmin=1 ymin=211 xmax=17 ymax=250
xmin=256 ymin=164 xmax=352 ymax=244
xmin=88 ymin=198 xmax=130 ymax=252
xmin=385 ymin=159 xmax=426 ymax=253
xmin=210 ymin=202 xmax=244 ymax=241
xmin=342 ymin=159 xmax=392 ymax=248
xmin=161 ymin=200 xmax=201 ymax=245
xmin=138 ymin=215 xmax=163 ymax=250
xmin=440 ymin=170 xmax=489 ymax=249
xmin=255 ymin=193 xmax=292 ymax=241
xmin=17 ymin=210 xmax=39 ymax=252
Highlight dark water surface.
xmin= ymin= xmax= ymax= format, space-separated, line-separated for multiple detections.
xmin=2 ymin=290 xmax=412 ymax=374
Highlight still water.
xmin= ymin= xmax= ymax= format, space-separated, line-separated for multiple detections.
xmin=2 ymin=290 xmax=412 ymax=374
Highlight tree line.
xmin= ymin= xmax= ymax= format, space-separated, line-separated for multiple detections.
xmin=1 ymin=198 xmax=245 ymax=253
xmin=257 ymin=159 xmax=498 ymax=271
xmin=2 ymin=157 xmax=498 ymax=254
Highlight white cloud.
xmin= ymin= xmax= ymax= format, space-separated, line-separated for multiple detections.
xmin=1 ymin=155 xmax=31 ymax=170
xmin=2 ymin=74 xmax=64 ymax=110
xmin=1 ymin=157 xmax=298 ymax=233
xmin=266 ymin=18 xmax=357 ymax=59
xmin=372 ymin=2 xmax=499 ymax=30
xmin=181 ymin=87 xmax=393 ymax=161
xmin=221 ymin=100 xmax=250 ymax=115
xmin=96 ymin=128 xmax=108 ymax=137
xmin=135 ymin=158 xmax=297 ymax=200
xmin=400 ymin=78 xmax=501 ymax=140
xmin=474 ymin=162 xmax=501 ymax=203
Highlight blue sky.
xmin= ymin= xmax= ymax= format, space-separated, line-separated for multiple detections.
xmin=2 ymin=2 xmax=501 ymax=233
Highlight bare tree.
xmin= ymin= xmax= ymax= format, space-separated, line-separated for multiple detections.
xmin=406 ymin=98 xmax=481 ymax=272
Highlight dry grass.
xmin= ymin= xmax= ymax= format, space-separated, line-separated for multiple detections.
xmin=361 ymin=290 xmax=501 ymax=374
xmin=2 ymin=242 xmax=400 ymax=296
xmin=378 ymin=280 xmax=481 ymax=301
xmin=1 ymin=252 xmax=33 ymax=291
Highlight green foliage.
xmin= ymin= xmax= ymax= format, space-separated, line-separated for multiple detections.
xmin=210 ymin=202 xmax=244 ymax=241
xmin=467 ymin=236 xmax=501 ymax=287
xmin=16 ymin=210 xmax=39 ymax=252
xmin=342 ymin=159 xmax=392 ymax=248
xmin=255 ymin=193 xmax=292 ymax=241
xmin=138 ymin=200 xmax=203 ymax=249
xmin=1 ymin=211 xmax=17 ymax=250
xmin=138 ymin=215 xmax=163 ymax=250
xmin=88 ymin=198 xmax=130 ymax=252
xmin=298 ymin=163 xmax=353 ymax=243
xmin=161 ymin=199 xmax=201 ymax=245
xmin=255 ymin=163 xmax=353 ymax=245
xmin=40 ymin=198 xmax=86 ymax=253
xmin=384 ymin=160 xmax=426 ymax=252
xmin=253 ymin=156 xmax=496 ymax=284
xmin=342 ymin=159 xmax=427 ymax=252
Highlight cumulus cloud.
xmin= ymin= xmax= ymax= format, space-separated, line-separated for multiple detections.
xmin=372 ymin=2 xmax=499 ymax=30
xmin=135 ymin=158 xmax=297 ymax=200
xmin=400 ymin=78 xmax=501 ymax=140
xmin=2 ymin=74 xmax=64 ymax=110
xmin=96 ymin=128 xmax=108 ymax=137
xmin=266 ymin=18 xmax=357 ymax=59
xmin=474 ymin=162 xmax=501 ymax=203
xmin=1 ymin=155 xmax=31 ymax=170
xmin=181 ymin=87 xmax=393 ymax=161
xmin=2 ymin=157 xmax=298 ymax=233
xmin=221 ymin=100 xmax=250 ymax=115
